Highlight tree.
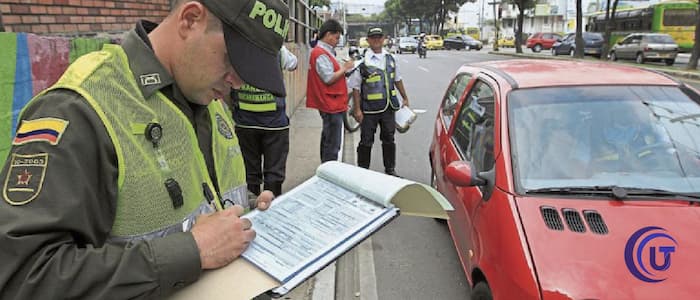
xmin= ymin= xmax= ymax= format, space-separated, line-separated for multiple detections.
xmin=309 ymin=0 xmax=331 ymax=8
xmin=574 ymin=0 xmax=583 ymax=58
xmin=686 ymin=2 xmax=700 ymax=70
xmin=601 ymin=0 xmax=620 ymax=59
xmin=505 ymin=0 xmax=536 ymax=53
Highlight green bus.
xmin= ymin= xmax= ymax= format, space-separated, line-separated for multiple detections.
xmin=587 ymin=1 xmax=698 ymax=51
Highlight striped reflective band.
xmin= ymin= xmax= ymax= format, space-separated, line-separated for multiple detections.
xmin=239 ymin=102 xmax=277 ymax=112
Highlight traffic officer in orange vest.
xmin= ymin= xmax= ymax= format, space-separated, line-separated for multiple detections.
xmin=0 ymin=0 xmax=286 ymax=297
xmin=349 ymin=27 xmax=410 ymax=175
xmin=231 ymin=45 xmax=298 ymax=196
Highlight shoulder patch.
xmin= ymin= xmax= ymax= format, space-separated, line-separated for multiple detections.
xmin=3 ymin=153 xmax=48 ymax=205
xmin=13 ymin=118 xmax=69 ymax=146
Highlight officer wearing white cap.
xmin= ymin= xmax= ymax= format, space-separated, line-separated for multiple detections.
xmin=0 ymin=0 xmax=287 ymax=297
xmin=348 ymin=27 xmax=410 ymax=175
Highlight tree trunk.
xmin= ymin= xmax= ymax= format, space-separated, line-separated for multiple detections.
xmin=516 ymin=2 xmax=524 ymax=53
xmin=602 ymin=0 xmax=619 ymax=59
xmin=686 ymin=3 xmax=700 ymax=70
xmin=575 ymin=0 xmax=583 ymax=57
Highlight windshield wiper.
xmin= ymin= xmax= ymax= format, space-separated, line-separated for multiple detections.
xmin=526 ymin=185 xmax=700 ymax=202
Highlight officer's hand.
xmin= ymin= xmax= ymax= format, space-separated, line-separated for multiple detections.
xmin=255 ymin=190 xmax=275 ymax=211
xmin=191 ymin=205 xmax=255 ymax=269
xmin=342 ymin=60 xmax=355 ymax=72
xmin=353 ymin=108 xmax=363 ymax=123
xmin=402 ymin=97 xmax=409 ymax=107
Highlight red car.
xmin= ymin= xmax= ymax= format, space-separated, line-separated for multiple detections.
xmin=526 ymin=32 xmax=562 ymax=52
xmin=429 ymin=59 xmax=700 ymax=300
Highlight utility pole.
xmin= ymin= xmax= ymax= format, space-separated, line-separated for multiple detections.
xmin=488 ymin=1 xmax=500 ymax=51
xmin=480 ymin=0 xmax=485 ymax=39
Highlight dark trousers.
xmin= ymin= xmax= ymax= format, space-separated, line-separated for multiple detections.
xmin=359 ymin=109 xmax=396 ymax=147
xmin=358 ymin=109 xmax=397 ymax=173
xmin=235 ymin=127 xmax=289 ymax=196
xmin=319 ymin=111 xmax=344 ymax=162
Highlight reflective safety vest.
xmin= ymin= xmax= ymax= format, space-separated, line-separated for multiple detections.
xmin=360 ymin=55 xmax=400 ymax=114
xmin=231 ymin=84 xmax=289 ymax=129
xmin=31 ymin=44 xmax=247 ymax=241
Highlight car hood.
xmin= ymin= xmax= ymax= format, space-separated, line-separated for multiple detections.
xmin=516 ymin=196 xmax=700 ymax=300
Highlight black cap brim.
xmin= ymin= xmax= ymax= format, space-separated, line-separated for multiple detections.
xmin=225 ymin=25 xmax=286 ymax=97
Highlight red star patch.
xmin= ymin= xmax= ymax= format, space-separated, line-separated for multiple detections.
xmin=17 ymin=169 xmax=32 ymax=185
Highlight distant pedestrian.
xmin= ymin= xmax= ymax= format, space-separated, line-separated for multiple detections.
xmin=309 ymin=29 xmax=319 ymax=48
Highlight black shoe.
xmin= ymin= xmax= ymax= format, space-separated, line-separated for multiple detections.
xmin=385 ymin=169 xmax=402 ymax=178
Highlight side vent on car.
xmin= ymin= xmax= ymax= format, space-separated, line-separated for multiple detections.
xmin=540 ymin=206 xmax=564 ymax=231
xmin=562 ymin=209 xmax=586 ymax=233
xmin=583 ymin=210 xmax=609 ymax=235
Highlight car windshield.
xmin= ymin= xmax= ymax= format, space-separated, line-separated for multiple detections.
xmin=400 ymin=37 xmax=417 ymax=43
xmin=647 ymin=35 xmax=675 ymax=43
xmin=463 ymin=35 xmax=475 ymax=41
xmin=508 ymin=85 xmax=700 ymax=194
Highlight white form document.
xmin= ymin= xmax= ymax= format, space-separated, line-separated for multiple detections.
xmin=241 ymin=176 xmax=397 ymax=290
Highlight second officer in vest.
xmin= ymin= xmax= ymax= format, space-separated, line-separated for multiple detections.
xmin=231 ymin=45 xmax=297 ymax=197
xmin=349 ymin=27 xmax=410 ymax=175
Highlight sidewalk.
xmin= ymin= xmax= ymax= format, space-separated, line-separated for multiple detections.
xmin=276 ymin=105 xmax=356 ymax=300
xmin=486 ymin=46 xmax=700 ymax=81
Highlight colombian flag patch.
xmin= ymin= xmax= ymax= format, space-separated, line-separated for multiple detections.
xmin=13 ymin=118 xmax=69 ymax=146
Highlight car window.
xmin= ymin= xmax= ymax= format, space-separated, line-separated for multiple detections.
xmin=646 ymin=35 xmax=675 ymax=44
xmin=451 ymin=80 xmax=494 ymax=161
xmin=442 ymin=73 xmax=471 ymax=127
xmin=553 ymin=34 xmax=562 ymax=40
xmin=508 ymin=85 xmax=700 ymax=194
xmin=543 ymin=33 xmax=552 ymax=39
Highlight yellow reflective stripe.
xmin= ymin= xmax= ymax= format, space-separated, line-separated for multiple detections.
xmin=237 ymin=92 xmax=275 ymax=102
xmin=240 ymin=102 xmax=277 ymax=112
xmin=391 ymin=90 xmax=397 ymax=96
xmin=366 ymin=75 xmax=381 ymax=83
xmin=367 ymin=93 xmax=384 ymax=100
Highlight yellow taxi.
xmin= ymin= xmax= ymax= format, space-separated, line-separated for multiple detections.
xmin=359 ymin=37 xmax=369 ymax=48
xmin=425 ymin=35 xmax=444 ymax=50
xmin=498 ymin=36 xmax=516 ymax=48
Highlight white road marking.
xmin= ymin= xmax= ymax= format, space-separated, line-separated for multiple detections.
xmin=418 ymin=66 xmax=429 ymax=72
xmin=412 ymin=109 xmax=427 ymax=114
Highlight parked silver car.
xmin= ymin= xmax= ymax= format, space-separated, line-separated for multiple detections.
xmin=609 ymin=33 xmax=679 ymax=66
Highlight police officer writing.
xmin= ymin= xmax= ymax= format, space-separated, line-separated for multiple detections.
xmin=349 ymin=27 xmax=410 ymax=176
xmin=306 ymin=19 xmax=355 ymax=162
xmin=231 ymin=45 xmax=297 ymax=197
xmin=0 ymin=0 xmax=286 ymax=298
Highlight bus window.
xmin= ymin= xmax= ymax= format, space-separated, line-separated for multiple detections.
xmin=663 ymin=9 xmax=698 ymax=27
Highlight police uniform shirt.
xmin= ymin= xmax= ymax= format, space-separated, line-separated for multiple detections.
xmin=0 ymin=21 xmax=214 ymax=298
xmin=347 ymin=48 xmax=402 ymax=91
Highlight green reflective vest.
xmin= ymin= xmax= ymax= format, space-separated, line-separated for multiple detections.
xmin=30 ymin=44 xmax=247 ymax=240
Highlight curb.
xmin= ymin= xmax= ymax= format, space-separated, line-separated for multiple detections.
xmin=487 ymin=50 xmax=700 ymax=81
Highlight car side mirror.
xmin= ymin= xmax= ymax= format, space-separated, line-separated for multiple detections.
xmin=445 ymin=161 xmax=486 ymax=187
